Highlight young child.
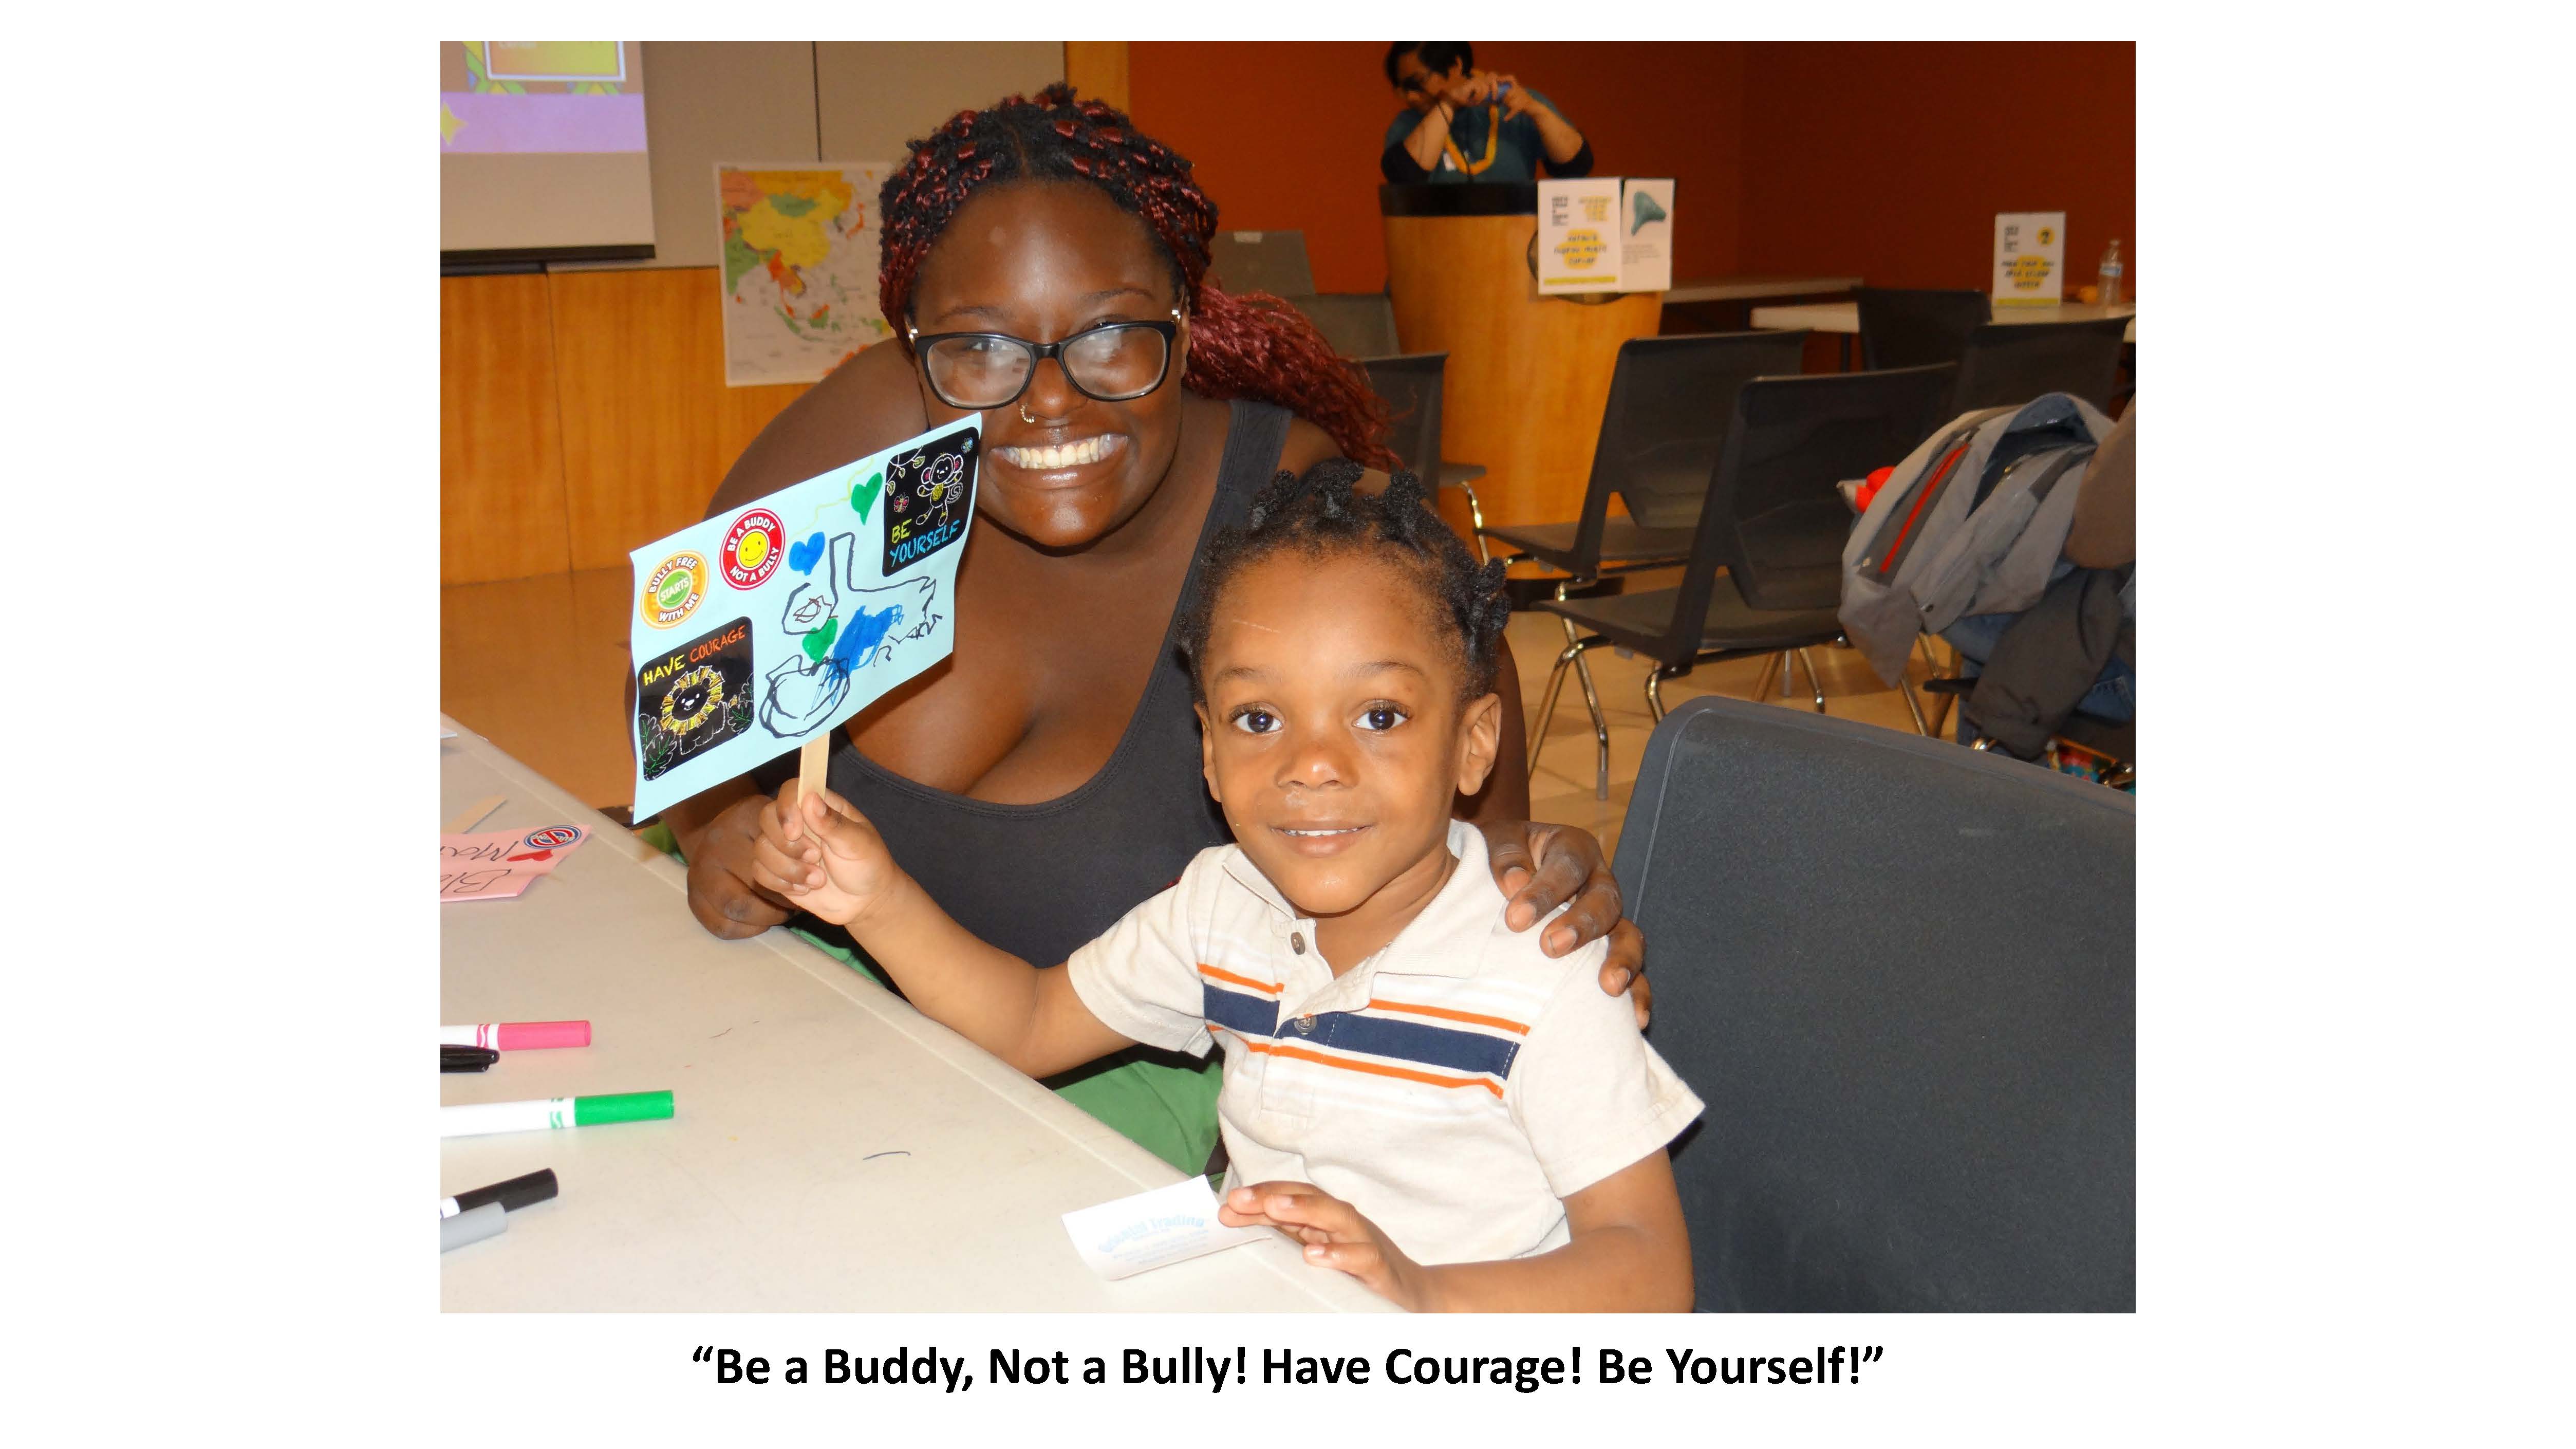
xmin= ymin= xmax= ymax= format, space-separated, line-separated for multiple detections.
xmin=753 ymin=461 xmax=1701 ymax=1311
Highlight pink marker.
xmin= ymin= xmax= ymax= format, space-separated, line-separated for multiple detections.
xmin=438 ymin=1020 xmax=590 ymax=1051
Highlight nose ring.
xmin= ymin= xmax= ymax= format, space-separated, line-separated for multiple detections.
xmin=1019 ymin=398 xmax=1037 ymax=424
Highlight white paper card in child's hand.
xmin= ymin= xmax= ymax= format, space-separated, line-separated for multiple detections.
xmin=1061 ymin=1176 xmax=1266 ymax=1280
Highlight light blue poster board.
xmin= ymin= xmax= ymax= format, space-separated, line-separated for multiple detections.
xmin=627 ymin=418 xmax=980 ymax=820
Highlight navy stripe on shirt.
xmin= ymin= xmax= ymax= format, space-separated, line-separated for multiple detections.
xmin=1306 ymin=1010 xmax=1523 ymax=1081
xmin=1202 ymin=983 xmax=1282 ymax=1039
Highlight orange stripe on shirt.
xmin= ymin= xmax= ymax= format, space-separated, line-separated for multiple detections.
xmin=1366 ymin=997 xmax=1530 ymax=1035
xmin=1237 ymin=1038 xmax=1506 ymax=1098
xmin=1198 ymin=964 xmax=1281 ymax=995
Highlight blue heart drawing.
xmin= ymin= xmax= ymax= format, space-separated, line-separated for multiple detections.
xmin=788 ymin=532 xmax=827 ymax=575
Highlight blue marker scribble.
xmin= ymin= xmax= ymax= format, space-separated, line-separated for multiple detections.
xmin=825 ymin=603 xmax=905 ymax=681
xmin=788 ymin=532 xmax=828 ymax=574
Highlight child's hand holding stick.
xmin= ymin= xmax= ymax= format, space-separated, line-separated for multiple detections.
xmin=750 ymin=780 xmax=905 ymax=926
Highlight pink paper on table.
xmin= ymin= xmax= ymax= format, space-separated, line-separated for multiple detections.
xmin=439 ymin=825 xmax=588 ymax=902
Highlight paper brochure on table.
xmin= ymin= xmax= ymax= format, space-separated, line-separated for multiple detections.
xmin=1993 ymin=211 xmax=2067 ymax=305
xmin=1062 ymin=1176 xmax=1267 ymax=1280
xmin=1620 ymin=178 xmax=1674 ymax=293
xmin=627 ymin=418 xmax=980 ymax=821
xmin=441 ymin=826 xmax=587 ymax=902
xmin=1537 ymin=178 xmax=1623 ymax=294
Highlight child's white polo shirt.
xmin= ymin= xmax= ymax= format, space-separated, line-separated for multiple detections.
xmin=1067 ymin=820 xmax=1702 ymax=1267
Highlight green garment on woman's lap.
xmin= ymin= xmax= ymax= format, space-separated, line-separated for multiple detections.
xmin=638 ymin=820 xmax=1224 ymax=1177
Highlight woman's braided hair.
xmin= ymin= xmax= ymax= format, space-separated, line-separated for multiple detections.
xmin=876 ymin=84 xmax=1397 ymax=470
xmin=1181 ymin=459 xmax=1513 ymax=705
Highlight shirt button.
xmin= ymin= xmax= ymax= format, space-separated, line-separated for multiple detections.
xmin=1292 ymin=1015 xmax=1315 ymax=1034
xmin=1290 ymin=932 xmax=1306 ymax=955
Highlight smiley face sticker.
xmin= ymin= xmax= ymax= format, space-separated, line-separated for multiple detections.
xmin=721 ymin=509 xmax=785 ymax=590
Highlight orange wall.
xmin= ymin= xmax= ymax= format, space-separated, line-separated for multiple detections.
xmin=1128 ymin=42 xmax=1747 ymax=293
xmin=1128 ymin=41 xmax=2132 ymax=298
xmin=1739 ymin=42 xmax=2136 ymax=292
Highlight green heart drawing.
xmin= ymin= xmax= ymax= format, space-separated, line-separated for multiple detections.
xmin=851 ymin=471 xmax=884 ymax=522
xmin=802 ymin=616 xmax=841 ymax=663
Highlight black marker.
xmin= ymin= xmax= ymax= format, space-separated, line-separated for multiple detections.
xmin=438 ymin=1167 xmax=559 ymax=1220
xmin=442 ymin=1045 xmax=500 ymax=1073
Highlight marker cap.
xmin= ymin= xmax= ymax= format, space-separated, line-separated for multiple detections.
xmin=574 ymin=1090 xmax=673 ymax=1126
xmin=499 ymin=1020 xmax=590 ymax=1050
xmin=450 ymin=1168 xmax=559 ymax=1216
xmin=440 ymin=1202 xmax=509 ymax=1253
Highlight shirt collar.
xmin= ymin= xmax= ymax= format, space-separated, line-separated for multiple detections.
xmin=1219 ymin=820 xmax=1496 ymax=978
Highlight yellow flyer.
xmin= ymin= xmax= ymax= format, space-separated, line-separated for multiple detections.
xmin=1993 ymin=211 xmax=2066 ymax=305
xmin=1538 ymin=178 xmax=1624 ymax=294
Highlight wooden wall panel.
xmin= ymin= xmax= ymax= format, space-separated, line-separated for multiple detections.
xmin=548 ymin=267 xmax=810 ymax=572
xmin=1065 ymin=42 xmax=1129 ymax=113
xmin=441 ymin=274 xmax=573 ymax=584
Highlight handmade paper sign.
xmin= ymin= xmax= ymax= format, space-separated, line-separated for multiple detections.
xmin=626 ymin=418 xmax=979 ymax=820
xmin=1620 ymin=178 xmax=1675 ymax=293
xmin=1061 ymin=1176 xmax=1267 ymax=1280
xmin=1537 ymin=177 xmax=1624 ymax=294
xmin=1993 ymin=211 xmax=2066 ymax=306
xmin=441 ymin=826 xmax=588 ymax=902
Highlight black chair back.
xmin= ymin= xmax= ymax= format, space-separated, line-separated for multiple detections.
xmin=1614 ymin=696 xmax=2135 ymax=1312
xmin=1639 ymin=365 xmax=1955 ymax=652
xmin=1855 ymin=287 xmax=1991 ymax=370
xmin=1357 ymin=353 xmax=1448 ymax=479
xmin=1951 ymin=317 xmax=2133 ymax=414
xmin=1590 ymin=331 xmax=1813 ymax=536
xmin=1207 ymin=230 xmax=1317 ymax=299
xmin=1295 ymin=293 xmax=1402 ymax=358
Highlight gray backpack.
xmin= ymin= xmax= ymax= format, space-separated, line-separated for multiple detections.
xmin=1839 ymin=393 xmax=2113 ymax=685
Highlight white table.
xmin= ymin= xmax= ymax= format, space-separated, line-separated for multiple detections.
xmin=1662 ymin=274 xmax=1862 ymax=306
xmin=1750 ymin=299 xmax=2138 ymax=343
xmin=438 ymin=718 xmax=1390 ymax=1312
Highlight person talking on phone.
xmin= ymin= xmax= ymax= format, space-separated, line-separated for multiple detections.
xmin=1381 ymin=42 xmax=1594 ymax=185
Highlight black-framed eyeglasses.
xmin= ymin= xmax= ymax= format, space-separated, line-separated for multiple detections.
xmin=906 ymin=312 xmax=1182 ymax=411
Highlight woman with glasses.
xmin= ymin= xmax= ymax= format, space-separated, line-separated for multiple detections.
xmin=1382 ymin=42 xmax=1593 ymax=185
xmin=661 ymin=86 xmax=1645 ymax=1178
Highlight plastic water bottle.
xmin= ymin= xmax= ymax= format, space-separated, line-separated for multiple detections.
xmin=2096 ymin=240 xmax=2124 ymax=308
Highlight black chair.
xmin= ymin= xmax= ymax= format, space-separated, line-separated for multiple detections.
xmin=1207 ymin=229 xmax=1316 ymax=299
xmin=1615 ymin=696 xmax=2134 ymax=1311
xmin=1482 ymin=331 xmax=1810 ymax=796
xmin=1855 ymin=286 xmax=1990 ymax=370
xmin=1531 ymin=364 xmax=1956 ymax=794
xmin=1356 ymin=353 xmax=1489 ymax=563
xmin=1950 ymin=318 xmax=2133 ymax=415
xmin=1294 ymin=292 xmax=1402 ymax=359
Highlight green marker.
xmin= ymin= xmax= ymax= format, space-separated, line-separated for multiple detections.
xmin=439 ymin=1090 xmax=674 ymax=1139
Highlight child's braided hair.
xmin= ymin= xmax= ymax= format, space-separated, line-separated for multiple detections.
xmin=1181 ymin=458 xmax=1513 ymax=704
xmin=875 ymin=85 xmax=1397 ymax=470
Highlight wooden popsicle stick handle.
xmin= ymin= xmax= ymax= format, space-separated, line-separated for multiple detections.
xmin=797 ymin=734 xmax=829 ymax=805
xmin=443 ymin=795 xmax=505 ymax=834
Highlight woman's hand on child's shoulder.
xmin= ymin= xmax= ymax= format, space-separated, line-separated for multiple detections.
xmin=748 ymin=782 xmax=903 ymax=927
xmin=1222 ymin=1181 xmax=1444 ymax=1312
xmin=1480 ymin=820 xmax=1652 ymax=1027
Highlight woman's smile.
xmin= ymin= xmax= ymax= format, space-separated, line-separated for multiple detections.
xmin=994 ymin=433 xmax=1128 ymax=475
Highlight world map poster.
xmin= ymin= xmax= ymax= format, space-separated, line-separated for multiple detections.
xmin=717 ymin=162 xmax=895 ymax=387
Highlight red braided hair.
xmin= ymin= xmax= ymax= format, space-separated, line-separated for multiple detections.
xmin=875 ymin=84 xmax=1397 ymax=470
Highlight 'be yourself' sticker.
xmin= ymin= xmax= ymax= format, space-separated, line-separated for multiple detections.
xmin=883 ymin=428 xmax=978 ymax=575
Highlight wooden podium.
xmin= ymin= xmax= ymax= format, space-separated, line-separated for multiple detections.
xmin=1379 ymin=184 xmax=1664 ymax=546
